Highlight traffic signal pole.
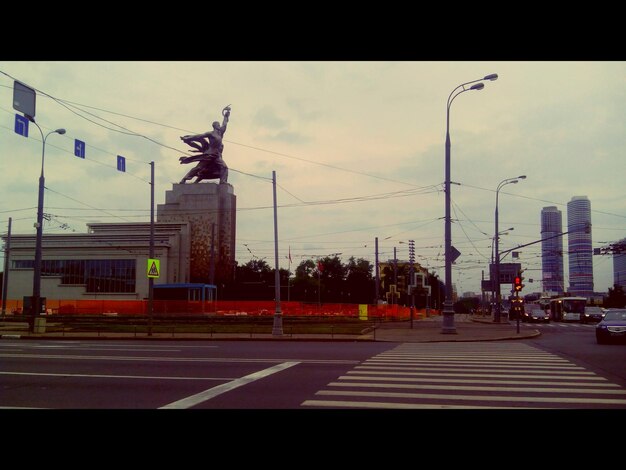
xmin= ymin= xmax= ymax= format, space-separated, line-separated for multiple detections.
xmin=516 ymin=291 xmax=521 ymax=334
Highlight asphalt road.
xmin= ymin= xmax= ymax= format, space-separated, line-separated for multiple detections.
xmin=2 ymin=329 xmax=626 ymax=410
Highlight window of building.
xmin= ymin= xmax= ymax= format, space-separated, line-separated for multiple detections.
xmin=12 ymin=259 xmax=136 ymax=293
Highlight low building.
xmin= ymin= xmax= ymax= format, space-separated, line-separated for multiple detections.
xmin=4 ymin=221 xmax=190 ymax=301
xmin=1 ymin=182 xmax=235 ymax=303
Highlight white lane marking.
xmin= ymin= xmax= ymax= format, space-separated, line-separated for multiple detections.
xmin=32 ymin=347 xmax=183 ymax=352
xmin=356 ymin=365 xmax=594 ymax=375
xmin=0 ymin=353 xmax=355 ymax=365
xmin=159 ymin=361 xmax=300 ymax=409
xmin=340 ymin=375 xmax=620 ymax=387
xmin=1 ymin=341 xmax=218 ymax=350
xmin=66 ymin=343 xmax=220 ymax=350
xmin=0 ymin=371 xmax=236 ymax=381
xmin=0 ymin=406 xmax=47 ymax=409
xmin=301 ymin=400 xmax=533 ymax=409
xmin=362 ymin=360 xmax=584 ymax=369
xmin=326 ymin=381 xmax=626 ymax=395
xmin=351 ymin=369 xmax=602 ymax=379
xmin=315 ymin=389 xmax=626 ymax=406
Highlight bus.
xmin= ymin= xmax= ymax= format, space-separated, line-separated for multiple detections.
xmin=549 ymin=297 xmax=587 ymax=322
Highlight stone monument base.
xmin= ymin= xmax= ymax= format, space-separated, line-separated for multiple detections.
xmin=157 ymin=182 xmax=236 ymax=284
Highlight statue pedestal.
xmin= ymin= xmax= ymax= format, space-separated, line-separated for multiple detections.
xmin=157 ymin=183 xmax=236 ymax=284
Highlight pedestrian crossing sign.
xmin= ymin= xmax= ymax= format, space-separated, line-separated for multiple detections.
xmin=147 ymin=259 xmax=160 ymax=278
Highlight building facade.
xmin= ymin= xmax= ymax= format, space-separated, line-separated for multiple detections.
xmin=567 ymin=196 xmax=593 ymax=297
xmin=1 ymin=182 xmax=235 ymax=303
xmin=540 ymin=206 xmax=565 ymax=295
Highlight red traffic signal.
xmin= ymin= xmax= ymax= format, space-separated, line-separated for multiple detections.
xmin=514 ymin=276 xmax=523 ymax=291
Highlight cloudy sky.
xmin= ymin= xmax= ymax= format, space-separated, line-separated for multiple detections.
xmin=1 ymin=61 xmax=624 ymax=297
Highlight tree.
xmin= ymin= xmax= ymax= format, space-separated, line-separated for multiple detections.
xmin=605 ymin=284 xmax=626 ymax=308
xmin=345 ymin=257 xmax=374 ymax=304
xmin=220 ymin=255 xmax=377 ymax=305
xmin=291 ymin=259 xmax=318 ymax=303
xmin=454 ymin=296 xmax=480 ymax=314
xmin=428 ymin=272 xmax=443 ymax=311
xmin=318 ymin=255 xmax=347 ymax=303
xmin=231 ymin=258 xmax=274 ymax=300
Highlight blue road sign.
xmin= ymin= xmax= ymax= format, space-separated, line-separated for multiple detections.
xmin=74 ymin=139 xmax=86 ymax=158
xmin=117 ymin=155 xmax=126 ymax=172
xmin=14 ymin=114 xmax=29 ymax=137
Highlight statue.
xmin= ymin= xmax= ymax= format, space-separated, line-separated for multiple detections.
xmin=179 ymin=105 xmax=231 ymax=184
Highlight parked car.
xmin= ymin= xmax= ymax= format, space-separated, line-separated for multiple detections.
xmin=582 ymin=306 xmax=605 ymax=324
xmin=595 ymin=309 xmax=626 ymax=344
xmin=522 ymin=307 xmax=550 ymax=323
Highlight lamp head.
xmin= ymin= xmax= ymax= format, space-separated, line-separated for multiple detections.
xmin=484 ymin=73 xmax=498 ymax=81
xmin=470 ymin=83 xmax=485 ymax=91
xmin=518 ymin=175 xmax=527 ymax=179
xmin=55 ymin=129 xmax=66 ymax=135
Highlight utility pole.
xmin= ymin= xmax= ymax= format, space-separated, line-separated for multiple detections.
xmin=271 ymin=171 xmax=283 ymax=336
xmin=148 ymin=161 xmax=154 ymax=336
xmin=375 ymin=237 xmax=379 ymax=304
xmin=409 ymin=240 xmax=415 ymax=328
xmin=2 ymin=217 xmax=11 ymax=315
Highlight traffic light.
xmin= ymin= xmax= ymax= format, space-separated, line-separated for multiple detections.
xmin=514 ymin=275 xmax=523 ymax=292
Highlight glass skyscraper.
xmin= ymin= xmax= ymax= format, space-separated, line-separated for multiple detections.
xmin=541 ymin=206 xmax=564 ymax=294
xmin=567 ymin=196 xmax=593 ymax=297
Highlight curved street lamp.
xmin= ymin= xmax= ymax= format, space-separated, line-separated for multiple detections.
xmin=30 ymin=121 xmax=66 ymax=331
xmin=443 ymin=74 xmax=498 ymax=334
xmin=493 ymin=175 xmax=526 ymax=323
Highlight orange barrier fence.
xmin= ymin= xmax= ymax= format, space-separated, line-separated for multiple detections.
xmin=2 ymin=298 xmax=439 ymax=320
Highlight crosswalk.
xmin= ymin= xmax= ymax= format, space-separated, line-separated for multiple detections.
xmin=301 ymin=342 xmax=626 ymax=409
xmin=519 ymin=321 xmax=598 ymax=329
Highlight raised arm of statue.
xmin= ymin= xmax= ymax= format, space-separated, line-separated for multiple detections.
xmin=220 ymin=106 xmax=231 ymax=134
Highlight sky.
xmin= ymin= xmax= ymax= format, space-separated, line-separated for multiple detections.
xmin=0 ymin=61 xmax=624 ymax=297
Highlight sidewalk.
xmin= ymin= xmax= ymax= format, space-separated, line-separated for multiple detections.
xmin=0 ymin=314 xmax=540 ymax=343
xmin=372 ymin=314 xmax=540 ymax=342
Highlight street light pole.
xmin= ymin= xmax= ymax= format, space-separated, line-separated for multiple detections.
xmin=491 ymin=227 xmax=513 ymax=314
xmin=272 ymin=170 xmax=283 ymax=336
xmin=443 ymin=74 xmax=498 ymax=334
xmin=30 ymin=121 xmax=66 ymax=332
xmin=494 ymin=175 xmax=526 ymax=323
xmin=408 ymin=240 xmax=415 ymax=329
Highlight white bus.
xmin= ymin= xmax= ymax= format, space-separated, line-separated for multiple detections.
xmin=549 ymin=297 xmax=587 ymax=322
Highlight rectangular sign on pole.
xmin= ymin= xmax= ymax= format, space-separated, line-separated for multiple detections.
xmin=13 ymin=81 xmax=36 ymax=118
xmin=147 ymin=259 xmax=160 ymax=278
xmin=14 ymin=114 xmax=29 ymax=137
xmin=75 ymin=139 xmax=86 ymax=158
xmin=489 ymin=262 xmax=522 ymax=284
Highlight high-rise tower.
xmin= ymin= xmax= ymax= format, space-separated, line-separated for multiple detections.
xmin=567 ymin=196 xmax=593 ymax=297
xmin=541 ymin=206 xmax=564 ymax=295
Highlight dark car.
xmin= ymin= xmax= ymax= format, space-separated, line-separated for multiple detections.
xmin=582 ymin=306 xmax=604 ymax=324
xmin=522 ymin=307 xmax=550 ymax=323
xmin=595 ymin=309 xmax=626 ymax=344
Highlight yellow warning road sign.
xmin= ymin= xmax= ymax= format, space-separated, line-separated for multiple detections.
xmin=147 ymin=258 xmax=160 ymax=278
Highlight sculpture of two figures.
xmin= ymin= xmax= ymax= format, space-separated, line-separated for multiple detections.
xmin=179 ymin=105 xmax=231 ymax=184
